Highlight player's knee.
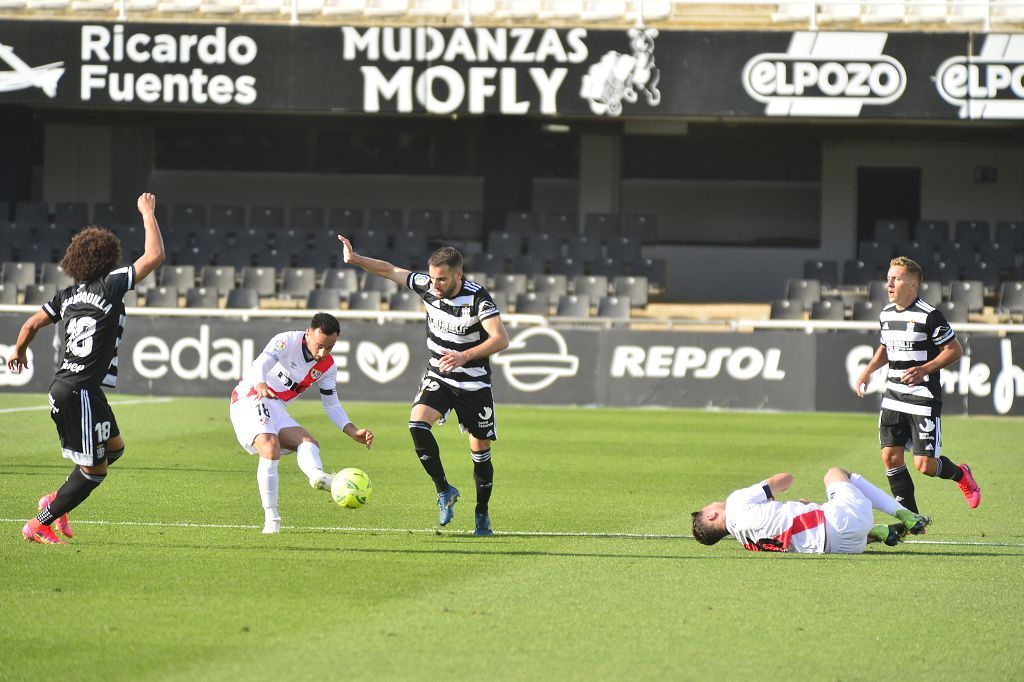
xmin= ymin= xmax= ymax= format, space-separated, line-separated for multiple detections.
xmin=823 ymin=467 xmax=848 ymax=486
xmin=881 ymin=449 xmax=904 ymax=468
xmin=106 ymin=446 xmax=125 ymax=465
xmin=913 ymin=457 xmax=931 ymax=475
xmin=302 ymin=436 xmax=319 ymax=448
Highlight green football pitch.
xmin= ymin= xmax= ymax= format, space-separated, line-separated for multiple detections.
xmin=1 ymin=393 xmax=1022 ymax=680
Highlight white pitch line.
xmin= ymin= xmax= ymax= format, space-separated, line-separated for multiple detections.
xmin=0 ymin=397 xmax=173 ymax=414
xmin=1 ymin=517 xmax=1022 ymax=547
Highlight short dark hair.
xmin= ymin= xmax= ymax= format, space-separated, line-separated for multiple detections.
xmin=60 ymin=226 xmax=122 ymax=283
xmin=691 ymin=511 xmax=730 ymax=546
xmin=309 ymin=312 xmax=340 ymax=336
xmin=428 ymin=246 xmax=463 ymax=271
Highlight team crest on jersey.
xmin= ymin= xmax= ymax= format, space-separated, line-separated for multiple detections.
xmin=414 ymin=274 xmax=430 ymax=287
xmin=311 ymin=369 xmax=323 ymax=380
xmin=906 ymin=322 xmax=916 ymax=332
xmin=462 ymin=306 xmax=472 ymax=318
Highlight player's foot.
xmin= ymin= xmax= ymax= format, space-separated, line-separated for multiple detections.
xmin=22 ymin=519 xmax=64 ymax=545
xmin=262 ymin=518 xmax=281 ymax=534
xmin=957 ymin=464 xmax=981 ymax=508
xmin=309 ymin=473 xmax=334 ymax=492
xmin=895 ymin=509 xmax=931 ymax=535
xmin=474 ymin=512 xmax=493 ymax=537
xmin=38 ymin=492 xmax=73 ymax=539
xmin=437 ymin=486 xmax=460 ymax=526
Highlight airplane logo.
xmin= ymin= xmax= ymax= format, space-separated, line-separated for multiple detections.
xmin=0 ymin=42 xmax=64 ymax=98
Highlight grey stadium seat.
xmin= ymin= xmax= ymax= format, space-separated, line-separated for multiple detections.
xmin=493 ymin=273 xmax=529 ymax=299
xmin=917 ymin=281 xmax=943 ymax=307
xmin=200 ymin=266 xmax=237 ymax=294
xmin=623 ymin=213 xmax=658 ymax=244
xmin=348 ymin=290 xmax=382 ymax=311
xmin=22 ymin=284 xmax=56 ymax=306
xmin=186 ymin=287 xmax=219 ymax=309
xmin=936 ymin=300 xmax=969 ymax=324
xmin=240 ymin=267 xmax=277 ymax=297
xmin=145 ymin=286 xmax=179 ymax=308
xmin=468 ymin=253 xmax=506 ymax=278
xmin=1 ymin=261 xmax=36 ymax=291
xmin=509 ymin=254 xmax=546 ymax=278
xmin=785 ymin=279 xmax=822 ymax=310
xmin=532 ymin=274 xmax=568 ymax=304
xmin=583 ymin=213 xmax=620 ymax=241
xmin=487 ymin=231 xmax=524 ymax=258
xmin=160 ymin=265 xmax=196 ymax=291
xmin=226 ymin=287 xmax=260 ymax=309
xmin=857 ymin=240 xmax=891 ymax=269
xmin=613 ymin=276 xmax=648 ymax=308
xmin=842 ymin=259 xmax=875 ymax=287
xmin=505 ymin=210 xmax=540 ymax=234
xmin=210 ymin=205 xmax=246 ymax=230
xmin=868 ymin=281 xmax=890 ymax=303
xmin=851 ymin=300 xmax=880 ymax=321
xmin=408 ymin=209 xmax=444 ymax=240
xmin=15 ymin=201 xmax=49 ymax=228
xmin=290 ymin=207 xmax=325 ymax=232
xmin=810 ymin=300 xmax=845 ymax=321
xmin=389 ymin=291 xmax=423 ymax=312
xmin=251 ymin=206 xmax=286 ymax=231
xmin=915 ymin=220 xmax=951 ymax=249
xmin=0 ymin=283 xmax=17 ymax=304
xmin=596 ymin=295 xmax=630 ymax=320
xmin=172 ymin=204 xmax=207 ymax=230
xmin=524 ymin=233 xmax=563 ymax=262
xmin=123 ymin=290 xmax=139 ymax=308
xmin=54 ymin=201 xmax=89 ymax=230
xmin=949 ymin=280 xmax=984 ymax=313
xmin=360 ymin=275 xmax=398 ymax=296
xmin=873 ymin=219 xmax=909 ymax=244
xmin=447 ymin=210 xmax=483 ymax=242
xmin=322 ymin=269 xmax=359 ymax=297
xmin=329 ymin=207 xmax=365 ymax=231
xmin=963 ymin=261 xmax=1001 ymax=290
xmin=307 ymin=288 xmax=342 ymax=310
xmin=770 ymin=299 xmax=805 ymax=320
xmin=40 ymin=263 xmax=73 ymax=289
xmin=280 ymin=267 xmax=317 ymax=299
xmin=514 ymin=292 xmax=549 ymax=316
xmin=550 ymin=256 xmax=585 ymax=279
xmin=555 ymin=294 xmax=590 ymax=317
xmin=590 ymin=257 xmax=626 ymax=279
xmin=605 ymin=236 xmax=643 ymax=266
xmin=573 ymin=275 xmax=609 ymax=300
xmin=997 ymin=282 xmax=1024 ymax=318
xmin=995 ymin=221 xmax=1024 ymax=250
xmin=803 ymin=260 xmax=839 ymax=288
xmin=544 ymin=212 xmax=578 ymax=238
xmin=368 ymin=208 xmax=404 ymax=232
xmin=564 ymin=236 xmax=602 ymax=265
xmin=954 ymin=220 xmax=990 ymax=251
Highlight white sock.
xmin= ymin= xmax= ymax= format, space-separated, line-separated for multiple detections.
xmin=850 ymin=472 xmax=902 ymax=516
xmin=296 ymin=441 xmax=325 ymax=480
xmin=257 ymin=457 xmax=280 ymax=521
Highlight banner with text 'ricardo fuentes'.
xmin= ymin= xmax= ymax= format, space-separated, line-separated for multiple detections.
xmin=3 ymin=21 xmax=1022 ymax=119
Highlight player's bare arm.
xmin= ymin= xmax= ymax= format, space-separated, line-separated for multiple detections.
xmin=437 ymin=315 xmax=510 ymax=374
xmin=254 ymin=382 xmax=278 ymax=399
xmin=765 ymin=472 xmax=794 ymax=497
xmin=855 ymin=344 xmax=890 ymax=397
xmin=901 ymin=337 xmax=963 ymax=386
xmin=6 ymin=310 xmax=53 ymax=373
xmin=133 ymin=193 xmax=166 ymax=284
xmin=343 ymin=423 xmax=374 ymax=448
xmin=337 ymin=234 xmax=411 ymax=286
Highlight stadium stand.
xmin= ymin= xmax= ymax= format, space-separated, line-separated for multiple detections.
xmin=613 ymin=275 xmax=648 ymax=308
xmin=307 ymin=288 xmax=342 ymax=310
xmin=596 ymin=295 xmax=630 ymax=319
xmin=349 ymin=290 xmax=383 ymax=311
xmin=784 ymin=279 xmax=821 ymax=310
xmin=533 ymin=274 xmax=569 ymax=305
xmin=810 ymin=300 xmax=845 ymax=321
xmin=226 ymin=287 xmax=260 ymax=309
xmin=851 ymin=300 xmax=880 ymax=321
xmin=160 ymin=265 xmax=196 ymax=292
xmin=556 ymin=293 xmax=590 ymax=317
xmin=186 ymin=287 xmax=220 ymax=308
xmin=145 ymin=286 xmax=180 ymax=308
xmin=240 ymin=267 xmax=277 ymax=297
xmin=388 ymin=291 xmax=422 ymax=312
xmin=515 ymin=292 xmax=550 ymax=315
xmin=361 ymin=274 xmax=398 ymax=296
xmin=1 ymin=262 xmax=36 ymax=291
xmin=200 ymin=266 xmax=237 ymax=294
xmin=770 ymin=299 xmax=804 ymax=320
xmin=279 ymin=267 xmax=317 ymax=299
xmin=573 ymin=274 xmax=609 ymax=301
xmin=22 ymin=284 xmax=56 ymax=306
xmin=0 ymin=284 xmax=17 ymax=304
xmin=949 ymin=280 xmax=985 ymax=313
xmin=803 ymin=260 xmax=839 ymax=289
xmin=322 ymin=269 xmax=360 ymax=298
xmin=39 ymin=263 xmax=73 ymax=289
xmin=997 ymin=282 xmax=1024 ymax=320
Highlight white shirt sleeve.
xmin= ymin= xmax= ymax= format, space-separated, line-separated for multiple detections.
xmin=318 ymin=365 xmax=351 ymax=431
xmin=250 ymin=333 xmax=288 ymax=384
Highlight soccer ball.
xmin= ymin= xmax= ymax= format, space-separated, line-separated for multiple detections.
xmin=331 ymin=467 xmax=373 ymax=509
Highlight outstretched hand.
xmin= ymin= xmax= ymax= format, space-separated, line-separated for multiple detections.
xmin=6 ymin=350 xmax=28 ymax=373
xmin=337 ymin=235 xmax=356 ymax=264
xmin=351 ymin=428 xmax=374 ymax=448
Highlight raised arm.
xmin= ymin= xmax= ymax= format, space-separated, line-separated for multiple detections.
xmin=338 ymin=234 xmax=410 ymax=286
xmin=765 ymin=472 xmax=794 ymax=498
xmin=6 ymin=310 xmax=53 ymax=373
xmin=132 ymin=193 xmax=166 ymax=285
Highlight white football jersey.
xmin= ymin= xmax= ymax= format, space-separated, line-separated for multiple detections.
xmin=235 ymin=330 xmax=338 ymax=403
xmin=725 ymin=482 xmax=826 ymax=554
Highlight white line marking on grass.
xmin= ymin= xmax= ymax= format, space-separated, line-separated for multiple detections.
xmin=1 ymin=518 xmax=1022 ymax=547
xmin=0 ymin=398 xmax=173 ymax=414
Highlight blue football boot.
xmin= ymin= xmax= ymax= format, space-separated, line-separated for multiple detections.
xmin=437 ymin=486 xmax=460 ymax=526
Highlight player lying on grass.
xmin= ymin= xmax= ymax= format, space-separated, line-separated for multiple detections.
xmin=229 ymin=312 xmax=374 ymax=534
xmin=691 ymin=468 xmax=930 ymax=553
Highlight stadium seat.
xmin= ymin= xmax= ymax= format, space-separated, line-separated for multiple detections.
xmin=915 ymin=219 xmax=951 ymax=249
xmin=876 ymin=219 xmax=909 ymax=242
xmin=525 ymin=233 xmax=563 ymax=262
xmin=329 ymin=207 xmax=365 ymax=231
xmin=172 ymin=205 xmax=207 ymax=231
xmin=145 ymin=286 xmax=179 ymax=308
xmin=408 ymin=210 xmax=444 ymax=240
xmin=210 ymin=205 xmax=246 ymax=230
xmin=388 ymin=291 xmax=423 ymax=312
xmin=978 ymin=241 xmax=1016 ymax=272
xmin=122 ymin=289 xmax=139 ymax=307
xmin=633 ymin=257 xmax=666 ymax=295
xmin=995 ymin=221 xmax=1024 ymax=250
xmin=851 ymin=300 xmax=880 ymax=321
xmin=468 ymin=252 xmax=507 ymax=277
xmin=487 ymin=231 xmax=524 ymax=257
xmin=551 ymin=256 xmax=586 ymax=279
xmin=964 ymin=261 xmax=1001 ymax=291
xmin=897 ymin=240 xmax=935 ymax=268
xmin=251 ymin=206 xmax=286 ymax=231
xmin=954 ymin=220 xmax=990 ymax=251
xmin=868 ymin=280 xmax=889 ymax=303
xmin=583 ymin=213 xmax=620 ymax=241
xmin=160 ymin=265 xmax=196 ymax=292
xmin=784 ymin=279 xmax=822 ymax=310
xmin=613 ymin=275 xmax=648 ymax=308
xmin=288 ymin=207 xmax=325 ymax=232
xmin=918 ymin=280 xmax=943 ymax=307
xmin=857 ymin=240 xmax=891 ymax=269
xmin=532 ymin=274 xmax=569 ymax=305
xmin=770 ymin=299 xmax=805 ymax=320
xmin=361 ymin=275 xmax=398 ymax=296
xmin=0 ymin=283 xmax=16 ymax=304
xmin=996 ymin=281 xmax=1024 ymax=318
xmin=949 ymin=280 xmax=984 ymax=313
xmin=1 ymin=262 xmax=36 ymax=291
xmin=589 ymin=257 xmax=626 ymax=279
xmin=605 ymin=236 xmax=643 ymax=266
xmin=354 ymin=228 xmax=391 ymax=255
xmin=226 ymin=287 xmax=260 ymax=309
xmin=596 ymin=295 xmax=630 ymax=320
xmin=307 ymin=288 xmax=342 ymax=310
xmin=464 ymin=271 xmax=490 ymax=288
xmin=322 ymin=269 xmax=359 ymax=297
xmin=565 ymin=235 xmax=602 ymax=265
xmin=489 ymin=290 xmax=509 ymax=314
xmin=54 ymin=201 xmax=89 ymax=230
xmin=348 ymin=290 xmax=382 ymax=311
xmin=493 ymin=273 xmax=529 ymax=299
xmin=15 ymin=201 xmax=49 ymax=228
xmin=393 ymin=229 xmax=430 ymax=259
xmin=938 ymin=241 xmax=971 ymax=274
xmin=810 ymin=300 xmax=846 ymax=321
xmin=200 ymin=266 xmax=237 ymax=294
xmin=573 ymin=274 xmax=609 ymax=300
xmin=186 ymin=287 xmax=219 ymax=309
xmin=623 ymin=213 xmax=658 ymax=245
xmin=555 ymin=294 xmax=590 ymax=317
xmin=544 ymin=212 xmax=578 ymax=238
xmin=368 ymin=208 xmax=403 ymax=232
xmin=22 ymin=284 xmax=56 ymax=306
xmin=803 ymin=260 xmax=839 ymax=288
xmin=280 ymin=267 xmax=317 ymax=299
xmin=936 ymin=300 xmax=968 ymax=323
xmin=447 ymin=210 xmax=483 ymax=242
xmin=508 ymin=253 xmax=547 ymax=278
xmin=505 ymin=210 xmax=540 ymax=234
xmin=240 ymin=267 xmax=277 ymax=297
xmin=514 ymin=292 xmax=549 ymax=316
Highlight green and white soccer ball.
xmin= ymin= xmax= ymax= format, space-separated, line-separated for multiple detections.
xmin=331 ymin=467 xmax=373 ymax=509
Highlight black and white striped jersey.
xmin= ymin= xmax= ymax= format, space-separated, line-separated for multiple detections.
xmin=407 ymin=271 xmax=501 ymax=391
xmin=878 ymin=297 xmax=955 ymax=417
xmin=43 ymin=266 xmax=135 ymax=390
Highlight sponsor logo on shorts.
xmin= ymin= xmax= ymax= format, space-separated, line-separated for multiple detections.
xmin=918 ymin=418 xmax=935 ymax=433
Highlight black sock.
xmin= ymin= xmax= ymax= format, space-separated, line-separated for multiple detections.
xmin=107 ymin=447 xmax=125 ymax=466
xmin=935 ymin=456 xmax=964 ymax=481
xmin=409 ymin=421 xmax=449 ymax=493
xmin=472 ymin=451 xmax=493 ymax=515
xmin=37 ymin=466 xmax=105 ymax=525
xmin=886 ymin=465 xmax=917 ymax=513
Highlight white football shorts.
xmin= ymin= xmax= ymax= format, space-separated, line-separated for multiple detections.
xmin=822 ymin=481 xmax=874 ymax=554
xmin=229 ymin=391 xmax=300 ymax=455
